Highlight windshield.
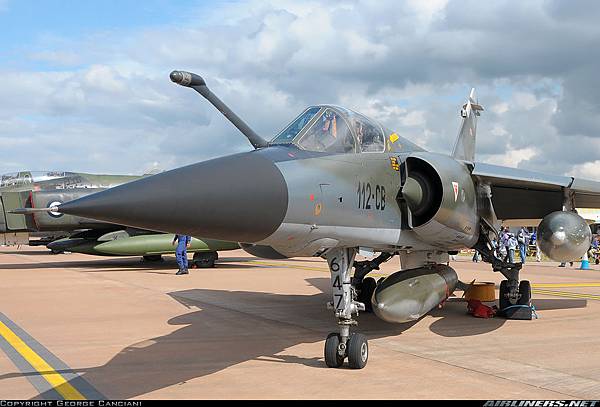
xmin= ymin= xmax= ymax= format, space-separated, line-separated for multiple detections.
xmin=271 ymin=107 xmax=320 ymax=144
xmin=269 ymin=105 xmax=421 ymax=154
xmin=297 ymin=108 xmax=356 ymax=153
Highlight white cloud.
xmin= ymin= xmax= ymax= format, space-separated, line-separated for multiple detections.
xmin=484 ymin=147 xmax=537 ymax=168
xmin=0 ymin=0 xmax=599 ymax=181
xmin=571 ymin=160 xmax=600 ymax=180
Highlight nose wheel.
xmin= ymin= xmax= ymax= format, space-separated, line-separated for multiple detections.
xmin=324 ymin=333 xmax=345 ymax=368
xmin=324 ymin=332 xmax=369 ymax=369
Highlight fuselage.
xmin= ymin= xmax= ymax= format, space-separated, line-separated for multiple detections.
xmin=55 ymin=104 xmax=481 ymax=259
xmin=56 ymin=144 xmax=480 ymax=259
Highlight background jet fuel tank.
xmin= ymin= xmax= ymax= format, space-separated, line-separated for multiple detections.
xmin=47 ymin=231 xmax=239 ymax=256
xmin=46 ymin=237 xmax=104 ymax=255
xmin=94 ymin=233 xmax=239 ymax=256
xmin=372 ymin=264 xmax=458 ymax=323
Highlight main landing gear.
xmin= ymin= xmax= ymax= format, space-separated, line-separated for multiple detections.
xmin=323 ymin=248 xmax=394 ymax=369
xmin=193 ymin=251 xmax=218 ymax=268
xmin=473 ymin=226 xmax=531 ymax=314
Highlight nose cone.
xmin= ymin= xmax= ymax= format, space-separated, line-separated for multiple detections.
xmin=402 ymin=176 xmax=423 ymax=212
xmin=59 ymin=152 xmax=288 ymax=243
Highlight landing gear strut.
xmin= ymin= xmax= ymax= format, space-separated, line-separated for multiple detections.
xmin=352 ymin=252 xmax=394 ymax=312
xmin=473 ymin=224 xmax=531 ymax=313
xmin=324 ymin=248 xmax=369 ymax=369
xmin=193 ymin=251 xmax=218 ymax=268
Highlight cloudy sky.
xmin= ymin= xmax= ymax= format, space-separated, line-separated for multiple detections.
xmin=1 ymin=0 xmax=599 ymax=179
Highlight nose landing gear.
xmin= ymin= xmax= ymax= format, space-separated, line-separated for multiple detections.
xmin=324 ymin=248 xmax=371 ymax=369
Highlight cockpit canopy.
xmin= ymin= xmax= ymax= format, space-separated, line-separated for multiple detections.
xmin=270 ymin=105 xmax=421 ymax=154
xmin=0 ymin=171 xmax=137 ymax=191
xmin=0 ymin=171 xmax=73 ymax=188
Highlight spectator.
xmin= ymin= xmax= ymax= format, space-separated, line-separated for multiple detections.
xmin=507 ymin=233 xmax=518 ymax=263
xmin=517 ymin=226 xmax=530 ymax=264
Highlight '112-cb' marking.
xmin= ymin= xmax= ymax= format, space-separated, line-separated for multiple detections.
xmin=357 ymin=181 xmax=386 ymax=210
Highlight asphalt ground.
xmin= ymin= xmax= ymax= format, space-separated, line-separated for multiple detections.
xmin=0 ymin=246 xmax=599 ymax=399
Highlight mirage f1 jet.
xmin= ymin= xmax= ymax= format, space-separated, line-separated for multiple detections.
xmin=32 ymin=71 xmax=600 ymax=369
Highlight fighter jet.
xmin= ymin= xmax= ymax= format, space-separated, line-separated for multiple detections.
xmin=35 ymin=71 xmax=600 ymax=369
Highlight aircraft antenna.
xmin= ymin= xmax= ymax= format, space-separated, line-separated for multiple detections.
xmin=169 ymin=71 xmax=269 ymax=149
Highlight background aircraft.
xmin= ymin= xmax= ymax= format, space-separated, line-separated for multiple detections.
xmin=1 ymin=170 xmax=237 ymax=267
xmin=32 ymin=71 xmax=600 ymax=368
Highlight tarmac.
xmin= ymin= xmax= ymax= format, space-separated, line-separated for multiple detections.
xmin=1 ymin=246 xmax=600 ymax=399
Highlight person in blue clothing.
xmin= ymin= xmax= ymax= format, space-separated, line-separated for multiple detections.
xmin=172 ymin=234 xmax=191 ymax=275
xmin=517 ymin=226 xmax=530 ymax=264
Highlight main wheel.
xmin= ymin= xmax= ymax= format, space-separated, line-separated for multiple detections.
xmin=359 ymin=277 xmax=377 ymax=312
xmin=324 ymin=333 xmax=345 ymax=368
xmin=347 ymin=333 xmax=368 ymax=369
xmin=518 ymin=280 xmax=532 ymax=306
xmin=193 ymin=251 xmax=217 ymax=268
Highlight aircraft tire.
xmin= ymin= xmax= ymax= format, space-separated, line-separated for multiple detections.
xmin=324 ymin=333 xmax=345 ymax=368
xmin=518 ymin=280 xmax=532 ymax=306
xmin=347 ymin=333 xmax=368 ymax=369
xmin=193 ymin=251 xmax=217 ymax=268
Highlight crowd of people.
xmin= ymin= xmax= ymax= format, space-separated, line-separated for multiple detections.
xmin=497 ymin=226 xmax=536 ymax=264
xmin=471 ymin=226 xmax=600 ymax=266
xmin=472 ymin=226 xmax=539 ymax=264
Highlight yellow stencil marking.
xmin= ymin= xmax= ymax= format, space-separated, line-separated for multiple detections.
xmin=532 ymin=282 xmax=600 ymax=288
xmin=533 ymin=289 xmax=600 ymax=301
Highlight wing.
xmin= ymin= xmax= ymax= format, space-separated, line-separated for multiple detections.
xmin=472 ymin=162 xmax=600 ymax=223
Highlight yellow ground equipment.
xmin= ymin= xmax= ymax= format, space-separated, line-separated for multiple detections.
xmin=464 ymin=282 xmax=496 ymax=302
